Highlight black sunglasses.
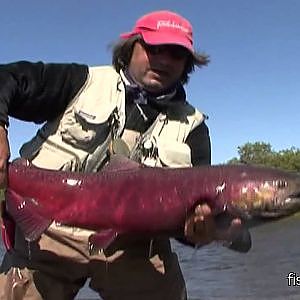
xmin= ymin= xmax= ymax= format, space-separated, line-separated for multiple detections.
xmin=139 ymin=40 xmax=189 ymax=60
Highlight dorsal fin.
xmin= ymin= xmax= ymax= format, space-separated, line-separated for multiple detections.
xmin=102 ymin=155 xmax=142 ymax=172
xmin=11 ymin=158 xmax=31 ymax=167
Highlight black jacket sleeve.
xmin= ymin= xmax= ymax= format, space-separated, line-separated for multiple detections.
xmin=0 ymin=61 xmax=89 ymax=126
xmin=186 ymin=121 xmax=211 ymax=166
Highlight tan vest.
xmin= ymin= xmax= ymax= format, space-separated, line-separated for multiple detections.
xmin=126 ymin=105 xmax=205 ymax=167
xmin=19 ymin=66 xmax=206 ymax=171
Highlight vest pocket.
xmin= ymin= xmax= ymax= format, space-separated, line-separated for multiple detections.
xmin=60 ymin=109 xmax=112 ymax=152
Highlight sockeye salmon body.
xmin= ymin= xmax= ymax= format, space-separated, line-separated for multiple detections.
xmin=4 ymin=156 xmax=300 ymax=252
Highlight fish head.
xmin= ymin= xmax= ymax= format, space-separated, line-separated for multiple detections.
xmin=228 ymin=166 xmax=300 ymax=219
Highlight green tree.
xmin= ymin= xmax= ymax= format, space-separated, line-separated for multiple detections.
xmin=227 ymin=142 xmax=300 ymax=172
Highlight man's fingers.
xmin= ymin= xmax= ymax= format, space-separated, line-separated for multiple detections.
xmin=231 ymin=218 xmax=242 ymax=226
xmin=184 ymin=213 xmax=196 ymax=237
xmin=184 ymin=204 xmax=217 ymax=246
xmin=195 ymin=203 xmax=211 ymax=218
xmin=194 ymin=204 xmax=215 ymax=237
xmin=185 ymin=205 xmax=246 ymax=249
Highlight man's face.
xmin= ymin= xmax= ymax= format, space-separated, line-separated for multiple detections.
xmin=128 ymin=40 xmax=189 ymax=93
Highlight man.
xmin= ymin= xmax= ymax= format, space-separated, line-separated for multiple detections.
xmin=0 ymin=10 xmax=241 ymax=300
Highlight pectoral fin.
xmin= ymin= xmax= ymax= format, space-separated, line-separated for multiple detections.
xmin=225 ymin=226 xmax=252 ymax=253
xmin=88 ymin=229 xmax=118 ymax=252
xmin=215 ymin=212 xmax=252 ymax=253
xmin=102 ymin=155 xmax=142 ymax=173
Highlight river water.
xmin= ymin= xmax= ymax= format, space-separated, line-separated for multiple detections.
xmin=1 ymin=214 xmax=300 ymax=300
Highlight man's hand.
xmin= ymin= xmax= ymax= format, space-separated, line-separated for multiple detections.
xmin=0 ymin=125 xmax=10 ymax=190
xmin=184 ymin=203 xmax=242 ymax=247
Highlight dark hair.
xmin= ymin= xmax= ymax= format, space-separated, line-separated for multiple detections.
xmin=111 ymin=35 xmax=210 ymax=85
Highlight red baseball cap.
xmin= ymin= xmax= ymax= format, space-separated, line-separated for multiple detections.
xmin=120 ymin=10 xmax=194 ymax=53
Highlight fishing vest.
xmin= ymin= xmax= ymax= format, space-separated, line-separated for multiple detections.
xmin=19 ymin=66 xmax=206 ymax=171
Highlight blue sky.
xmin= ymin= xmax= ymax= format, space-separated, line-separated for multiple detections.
xmin=1 ymin=0 xmax=300 ymax=163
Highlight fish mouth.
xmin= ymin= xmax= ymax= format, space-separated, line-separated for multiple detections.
xmin=255 ymin=193 xmax=300 ymax=218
